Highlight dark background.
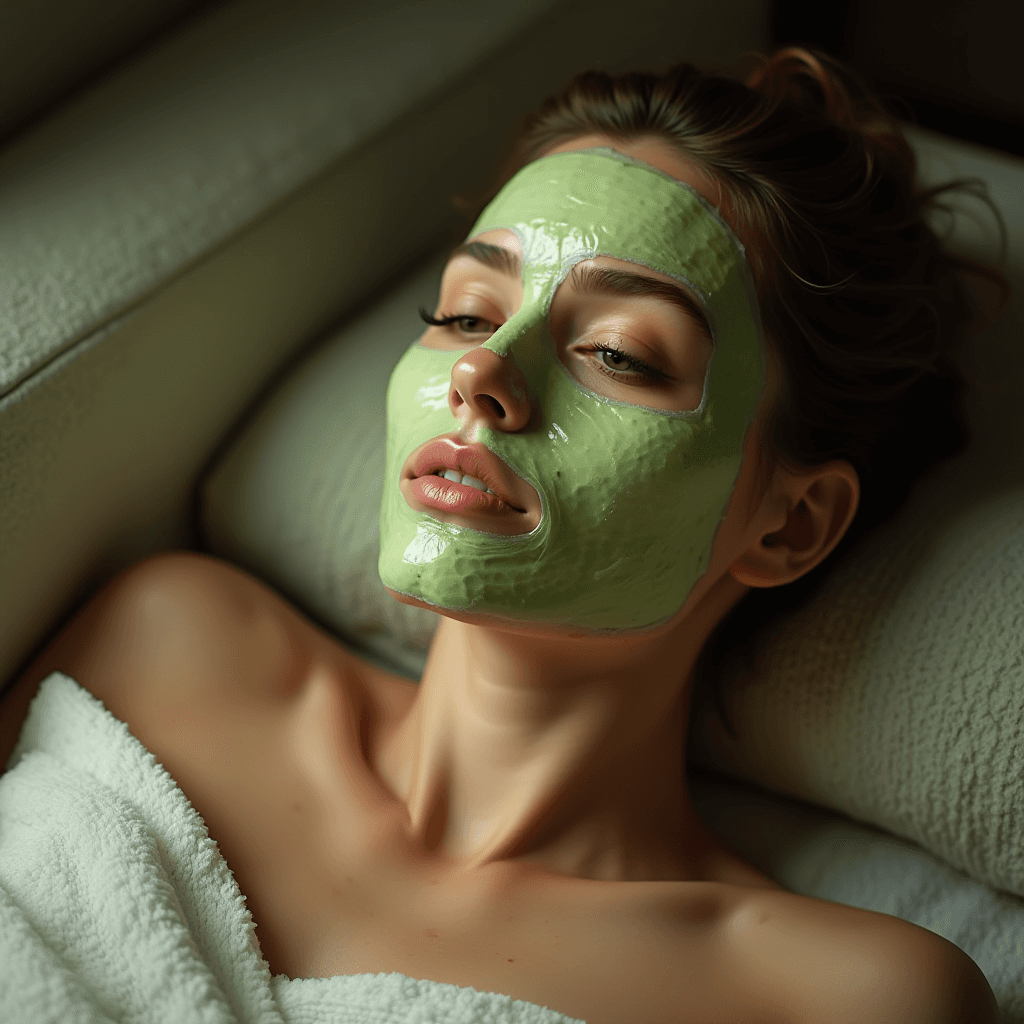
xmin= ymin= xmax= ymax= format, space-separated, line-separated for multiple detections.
xmin=2 ymin=1 xmax=1021 ymax=158
xmin=770 ymin=0 xmax=1024 ymax=157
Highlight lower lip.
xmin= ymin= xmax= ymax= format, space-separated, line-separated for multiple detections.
xmin=406 ymin=475 xmax=521 ymax=517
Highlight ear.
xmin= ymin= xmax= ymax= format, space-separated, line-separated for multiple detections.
xmin=730 ymin=460 xmax=860 ymax=589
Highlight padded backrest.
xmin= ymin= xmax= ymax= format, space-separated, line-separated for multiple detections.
xmin=0 ymin=0 xmax=224 ymax=146
xmin=0 ymin=0 xmax=768 ymax=693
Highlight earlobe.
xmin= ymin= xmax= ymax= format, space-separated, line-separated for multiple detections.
xmin=729 ymin=461 xmax=860 ymax=590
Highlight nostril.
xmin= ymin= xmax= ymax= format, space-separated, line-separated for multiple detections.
xmin=480 ymin=395 xmax=506 ymax=420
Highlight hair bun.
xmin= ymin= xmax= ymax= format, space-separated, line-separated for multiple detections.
xmin=746 ymin=45 xmax=908 ymax=160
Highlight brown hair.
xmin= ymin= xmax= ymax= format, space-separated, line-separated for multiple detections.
xmin=452 ymin=48 xmax=1009 ymax=737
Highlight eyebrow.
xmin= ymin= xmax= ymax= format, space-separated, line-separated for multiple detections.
xmin=447 ymin=240 xmax=711 ymax=339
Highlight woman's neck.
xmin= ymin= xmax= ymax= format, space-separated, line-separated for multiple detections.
xmin=375 ymin=592 xmax=736 ymax=883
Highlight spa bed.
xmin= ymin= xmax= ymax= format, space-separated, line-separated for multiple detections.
xmin=1 ymin=0 xmax=1021 ymax=1020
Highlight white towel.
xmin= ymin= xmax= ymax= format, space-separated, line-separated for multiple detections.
xmin=0 ymin=672 xmax=583 ymax=1024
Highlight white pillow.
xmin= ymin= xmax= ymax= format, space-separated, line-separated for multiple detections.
xmin=200 ymin=132 xmax=1024 ymax=899
xmin=686 ymin=469 xmax=1024 ymax=899
xmin=686 ymin=129 xmax=1024 ymax=900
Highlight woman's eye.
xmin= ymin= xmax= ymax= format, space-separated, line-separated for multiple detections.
xmin=453 ymin=316 xmax=497 ymax=335
xmin=589 ymin=343 xmax=667 ymax=382
xmin=597 ymin=348 xmax=633 ymax=372
xmin=418 ymin=307 xmax=499 ymax=338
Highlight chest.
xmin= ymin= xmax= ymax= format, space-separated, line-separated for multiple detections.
xmin=127 ymin=677 xmax=783 ymax=1024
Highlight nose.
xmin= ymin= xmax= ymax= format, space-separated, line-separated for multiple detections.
xmin=448 ymin=347 xmax=531 ymax=433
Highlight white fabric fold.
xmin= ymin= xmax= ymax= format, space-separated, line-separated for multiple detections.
xmin=0 ymin=672 xmax=583 ymax=1024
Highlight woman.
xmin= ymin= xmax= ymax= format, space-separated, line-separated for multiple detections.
xmin=0 ymin=48 xmax=1003 ymax=1023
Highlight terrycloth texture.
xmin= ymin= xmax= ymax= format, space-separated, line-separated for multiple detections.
xmin=269 ymin=976 xmax=583 ymax=1024
xmin=4 ymin=677 xmax=1023 ymax=1024
xmin=0 ymin=672 xmax=584 ymax=1024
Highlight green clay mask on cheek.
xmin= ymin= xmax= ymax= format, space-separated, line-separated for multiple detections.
xmin=379 ymin=147 xmax=765 ymax=631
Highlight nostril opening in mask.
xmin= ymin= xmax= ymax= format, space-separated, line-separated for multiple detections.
xmin=479 ymin=395 xmax=506 ymax=419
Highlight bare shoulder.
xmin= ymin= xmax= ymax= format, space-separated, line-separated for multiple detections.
xmin=111 ymin=550 xmax=316 ymax=693
xmin=0 ymin=552 xmax=318 ymax=772
xmin=728 ymin=888 xmax=1001 ymax=1024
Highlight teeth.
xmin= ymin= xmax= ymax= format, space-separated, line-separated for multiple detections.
xmin=460 ymin=474 xmax=489 ymax=493
xmin=436 ymin=470 xmax=495 ymax=495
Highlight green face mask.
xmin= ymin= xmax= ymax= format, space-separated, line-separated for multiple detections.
xmin=378 ymin=147 xmax=764 ymax=632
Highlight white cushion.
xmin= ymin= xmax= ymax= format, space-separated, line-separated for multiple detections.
xmin=200 ymin=127 xmax=1024 ymax=898
xmin=685 ymin=127 xmax=1024 ymax=899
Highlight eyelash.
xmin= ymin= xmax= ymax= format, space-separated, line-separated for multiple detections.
xmin=418 ymin=307 xmax=491 ymax=332
xmin=588 ymin=342 xmax=668 ymax=382
xmin=417 ymin=307 xmax=668 ymax=383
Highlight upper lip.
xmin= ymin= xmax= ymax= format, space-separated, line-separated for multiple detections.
xmin=403 ymin=436 xmax=533 ymax=513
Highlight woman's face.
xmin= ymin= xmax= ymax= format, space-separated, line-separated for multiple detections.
xmin=410 ymin=134 xmax=751 ymax=535
xmin=377 ymin=135 xmax=767 ymax=632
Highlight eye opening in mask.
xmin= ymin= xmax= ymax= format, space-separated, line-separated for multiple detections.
xmin=416 ymin=247 xmax=717 ymax=416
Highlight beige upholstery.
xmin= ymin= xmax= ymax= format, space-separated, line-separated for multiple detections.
xmin=0 ymin=0 xmax=218 ymax=145
xmin=0 ymin=0 xmax=767 ymax=691
xmin=3 ymin=5 xmax=1023 ymax=1017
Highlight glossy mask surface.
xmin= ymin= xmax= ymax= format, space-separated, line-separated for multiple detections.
xmin=379 ymin=147 xmax=764 ymax=631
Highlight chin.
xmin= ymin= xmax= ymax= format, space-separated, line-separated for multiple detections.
xmin=383 ymin=585 xmax=440 ymax=612
xmin=380 ymin=586 xmax=643 ymax=640
xmin=382 ymin=585 xmax=510 ymax=628
xmin=382 ymin=584 xmax=465 ymax=618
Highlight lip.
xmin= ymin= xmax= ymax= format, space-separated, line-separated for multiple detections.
xmin=400 ymin=436 xmax=541 ymax=532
